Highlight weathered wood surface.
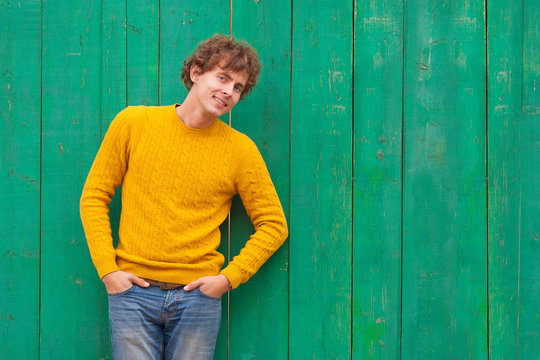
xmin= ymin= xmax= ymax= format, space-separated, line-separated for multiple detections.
xmin=290 ymin=0 xmax=353 ymax=358
xmin=1 ymin=0 xmax=538 ymax=359
xmin=517 ymin=2 xmax=540 ymax=357
xmin=0 ymin=1 xmax=41 ymax=358
xmin=353 ymin=1 xmax=403 ymax=358
xmin=126 ymin=0 xmax=159 ymax=106
xmin=40 ymin=1 xmax=106 ymax=358
xmin=401 ymin=0 xmax=488 ymax=358
xmin=488 ymin=0 xmax=540 ymax=358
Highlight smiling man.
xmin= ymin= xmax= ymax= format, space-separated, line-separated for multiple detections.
xmin=80 ymin=34 xmax=288 ymax=360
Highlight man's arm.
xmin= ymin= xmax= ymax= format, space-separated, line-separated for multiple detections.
xmin=185 ymin=138 xmax=287 ymax=295
xmin=80 ymin=107 xmax=135 ymax=281
xmin=220 ymin=138 xmax=288 ymax=289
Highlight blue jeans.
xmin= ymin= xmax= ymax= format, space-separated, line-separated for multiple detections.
xmin=108 ymin=284 xmax=221 ymax=360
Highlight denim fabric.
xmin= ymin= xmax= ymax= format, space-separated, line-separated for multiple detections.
xmin=108 ymin=284 xmax=221 ymax=360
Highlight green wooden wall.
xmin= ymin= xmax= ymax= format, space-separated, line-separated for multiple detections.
xmin=1 ymin=0 xmax=538 ymax=359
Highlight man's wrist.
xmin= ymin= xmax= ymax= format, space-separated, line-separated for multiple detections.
xmin=219 ymin=274 xmax=232 ymax=290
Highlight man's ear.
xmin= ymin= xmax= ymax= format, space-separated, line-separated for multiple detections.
xmin=190 ymin=65 xmax=201 ymax=84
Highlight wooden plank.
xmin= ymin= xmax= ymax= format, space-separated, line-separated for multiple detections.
xmin=290 ymin=0 xmax=353 ymax=357
xmin=40 ymin=1 xmax=105 ymax=358
xmin=486 ymin=2 xmax=540 ymax=356
xmin=0 ymin=1 xmax=41 ymax=358
xmin=352 ymin=1 xmax=402 ymax=358
xmin=127 ymin=0 xmax=159 ymax=106
xmin=401 ymin=0 xmax=487 ymax=358
xmin=159 ymin=2 xmax=230 ymax=358
xmin=229 ymin=0 xmax=291 ymax=358
xmin=487 ymin=0 xmax=522 ymax=357
xmin=518 ymin=1 xmax=540 ymax=356
xmin=103 ymin=0 xmax=127 ymax=128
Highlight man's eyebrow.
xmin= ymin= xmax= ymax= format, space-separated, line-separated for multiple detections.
xmin=218 ymin=72 xmax=232 ymax=81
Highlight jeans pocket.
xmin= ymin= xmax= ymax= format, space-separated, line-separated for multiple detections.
xmin=107 ymin=285 xmax=135 ymax=297
xmin=194 ymin=288 xmax=221 ymax=301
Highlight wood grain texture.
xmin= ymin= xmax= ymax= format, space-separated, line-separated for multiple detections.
xmin=401 ymin=0 xmax=487 ymax=358
xmin=229 ymin=0 xmax=291 ymax=358
xmin=489 ymin=0 xmax=540 ymax=358
xmin=487 ymin=2 xmax=521 ymax=358
xmin=353 ymin=1 xmax=402 ymax=358
xmin=290 ymin=0 xmax=353 ymax=357
xmin=518 ymin=1 xmax=540 ymax=357
xmin=0 ymin=1 xmax=41 ymax=358
xmin=127 ymin=0 xmax=159 ymax=106
xmin=40 ymin=1 xmax=106 ymax=358
xmin=102 ymin=0 xmax=127 ymax=127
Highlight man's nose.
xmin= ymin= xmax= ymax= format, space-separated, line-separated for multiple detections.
xmin=222 ymin=82 xmax=234 ymax=95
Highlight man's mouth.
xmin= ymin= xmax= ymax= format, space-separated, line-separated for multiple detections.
xmin=214 ymin=96 xmax=227 ymax=107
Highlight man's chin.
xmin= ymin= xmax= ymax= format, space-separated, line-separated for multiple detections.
xmin=214 ymin=110 xmax=229 ymax=118
xmin=203 ymin=107 xmax=227 ymax=119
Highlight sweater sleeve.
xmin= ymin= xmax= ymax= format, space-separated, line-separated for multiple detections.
xmin=220 ymin=138 xmax=288 ymax=289
xmin=80 ymin=107 xmax=133 ymax=279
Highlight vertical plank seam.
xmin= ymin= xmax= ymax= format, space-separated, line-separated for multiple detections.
xmin=288 ymin=0 xmax=294 ymax=358
xmin=350 ymin=0 xmax=356 ymax=359
xmin=517 ymin=2 xmax=524 ymax=358
xmin=400 ymin=0 xmax=405 ymax=358
xmin=39 ymin=1 xmax=44 ymax=358
xmin=484 ymin=0 xmax=490 ymax=357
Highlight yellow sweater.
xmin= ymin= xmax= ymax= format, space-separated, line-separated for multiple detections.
xmin=80 ymin=105 xmax=288 ymax=289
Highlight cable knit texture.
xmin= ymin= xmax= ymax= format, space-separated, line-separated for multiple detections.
xmin=80 ymin=104 xmax=288 ymax=289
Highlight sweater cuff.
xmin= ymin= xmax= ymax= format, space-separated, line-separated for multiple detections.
xmin=220 ymin=263 xmax=244 ymax=290
xmin=95 ymin=259 xmax=120 ymax=280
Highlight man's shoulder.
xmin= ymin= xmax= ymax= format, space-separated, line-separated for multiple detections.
xmin=218 ymin=121 xmax=253 ymax=143
xmin=119 ymin=104 xmax=169 ymax=116
xmin=218 ymin=122 xmax=259 ymax=153
xmin=111 ymin=104 xmax=172 ymax=128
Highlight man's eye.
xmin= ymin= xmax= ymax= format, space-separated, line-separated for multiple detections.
xmin=234 ymin=86 xmax=241 ymax=93
xmin=218 ymin=76 xmax=226 ymax=81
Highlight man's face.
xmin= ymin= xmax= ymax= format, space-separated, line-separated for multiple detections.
xmin=190 ymin=65 xmax=249 ymax=118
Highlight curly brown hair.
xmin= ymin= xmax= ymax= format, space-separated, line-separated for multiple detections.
xmin=181 ymin=34 xmax=261 ymax=100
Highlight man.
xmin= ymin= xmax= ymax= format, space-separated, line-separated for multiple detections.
xmin=80 ymin=34 xmax=288 ymax=360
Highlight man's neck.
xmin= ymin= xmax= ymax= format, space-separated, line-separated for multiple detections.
xmin=175 ymin=93 xmax=216 ymax=129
